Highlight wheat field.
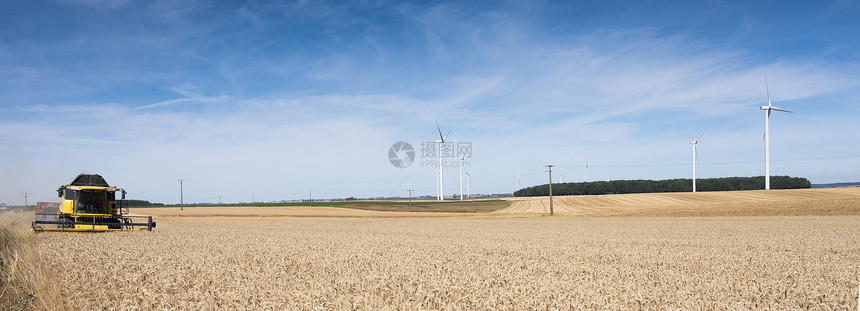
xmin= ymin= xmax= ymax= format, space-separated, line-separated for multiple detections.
xmin=31 ymin=218 xmax=860 ymax=309
xmin=5 ymin=188 xmax=860 ymax=309
xmin=498 ymin=187 xmax=860 ymax=217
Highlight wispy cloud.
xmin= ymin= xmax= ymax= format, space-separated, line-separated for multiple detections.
xmin=2 ymin=1 xmax=859 ymax=203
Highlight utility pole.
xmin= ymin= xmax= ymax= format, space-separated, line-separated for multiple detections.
xmin=24 ymin=192 xmax=28 ymax=209
xmin=406 ymin=189 xmax=413 ymax=212
xmin=177 ymin=179 xmax=185 ymax=210
xmin=546 ymin=165 xmax=554 ymax=216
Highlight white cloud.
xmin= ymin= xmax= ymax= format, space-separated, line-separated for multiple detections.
xmin=2 ymin=2 xmax=860 ymax=204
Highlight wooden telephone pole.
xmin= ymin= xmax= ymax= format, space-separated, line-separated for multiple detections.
xmin=546 ymin=165 xmax=554 ymax=216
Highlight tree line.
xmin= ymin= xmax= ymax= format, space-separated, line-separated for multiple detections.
xmin=514 ymin=176 xmax=811 ymax=197
xmin=121 ymin=199 xmax=164 ymax=207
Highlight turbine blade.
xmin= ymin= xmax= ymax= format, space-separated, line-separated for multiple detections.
xmin=697 ymin=129 xmax=707 ymax=142
xmin=771 ymin=107 xmax=792 ymax=113
xmin=443 ymin=127 xmax=453 ymax=141
xmin=765 ymin=70 xmax=772 ymax=107
xmin=436 ymin=121 xmax=444 ymax=141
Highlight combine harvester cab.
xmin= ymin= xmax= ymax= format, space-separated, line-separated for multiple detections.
xmin=32 ymin=174 xmax=156 ymax=232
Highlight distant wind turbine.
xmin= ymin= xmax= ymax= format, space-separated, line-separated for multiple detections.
xmin=435 ymin=169 xmax=440 ymax=199
xmin=465 ymin=172 xmax=471 ymax=198
xmin=690 ymin=130 xmax=706 ymax=192
xmin=436 ymin=121 xmax=453 ymax=201
xmin=458 ymin=156 xmax=465 ymax=201
xmin=761 ymin=72 xmax=792 ymax=190
xmin=584 ymin=161 xmax=589 ymax=182
xmin=516 ymin=171 xmax=521 ymax=191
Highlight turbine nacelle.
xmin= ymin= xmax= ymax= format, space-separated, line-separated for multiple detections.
xmin=761 ymin=105 xmax=792 ymax=113
xmin=690 ymin=130 xmax=706 ymax=145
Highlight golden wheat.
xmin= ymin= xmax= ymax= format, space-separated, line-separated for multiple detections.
xmin=0 ymin=212 xmax=60 ymax=310
xmin=30 ymin=215 xmax=860 ymax=309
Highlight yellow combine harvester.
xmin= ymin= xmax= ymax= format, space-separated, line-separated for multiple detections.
xmin=32 ymin=174 xmax=156 ymax=232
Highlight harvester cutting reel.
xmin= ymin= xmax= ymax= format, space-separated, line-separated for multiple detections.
xmin=32 ymin=214 xmax=156 ymax=232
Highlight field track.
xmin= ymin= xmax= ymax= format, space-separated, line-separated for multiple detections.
xmin=496 ymin=187 xmax=860 ymax=217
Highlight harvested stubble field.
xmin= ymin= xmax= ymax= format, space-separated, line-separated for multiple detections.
xmin=499 ymin=187 xmax=860 ymax=217
xmin=4 ymin=188 xmax=860 ymax=309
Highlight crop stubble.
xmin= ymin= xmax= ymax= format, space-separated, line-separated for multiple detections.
xmin=35 ymin=214 xmax=860 ymax=309
xmin=497 ymin=187 xmax=860 ymax=217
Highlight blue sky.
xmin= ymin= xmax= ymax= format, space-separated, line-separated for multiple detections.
xmin=2 ymin=0 xmax=859 ymax=204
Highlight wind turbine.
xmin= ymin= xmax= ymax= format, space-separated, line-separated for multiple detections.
xmin=516 ymin=171 xmax=521 ymax=190
xmin=465 ymin=171 xmax=471 ymax=198
xmin=761 ymin=72 xmax=792 ymax=190
xmin=458 ymin=156 xmax=465 ymax=201
xmin=435 ymin=169 xmax=440 ymax=199
xmin=690 ymin=130 xmax=706 ymax=192
xmin=584 ymin=161 xmax=589 ymax=182
xmin=436 ymin=122 xmax=453 ymax=201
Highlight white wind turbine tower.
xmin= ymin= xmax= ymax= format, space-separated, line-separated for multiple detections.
xmin=435 ymin=169 xmax=440 ymax=199
xmin=690 ymin=130 xmax=706 ymax=192
xmin=516 ymin=171 xmax=521 ymax=191
xmin=584 ymin=161 xmax=589 ymax=182
xmin=761 ymin=72 xmax=792 ymax=190
xmin=465 ymin=172 xmax=471 ymax=198
xmin=436 ymin=122 xmax=453 ymax=201
xmin=458 ymin=156 xmax=465 ymax=201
